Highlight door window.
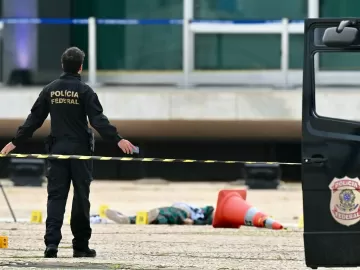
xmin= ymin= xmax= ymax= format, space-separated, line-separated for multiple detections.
xmin=314 ymin=51 xmax=360 ymax=121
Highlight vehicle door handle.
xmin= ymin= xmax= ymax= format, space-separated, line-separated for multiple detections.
xmin=303 ymin=155 xmax=328 ymax=164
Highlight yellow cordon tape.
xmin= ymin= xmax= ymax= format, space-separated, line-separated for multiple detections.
xmin=0 ymin=153 xmax=301 ymax=165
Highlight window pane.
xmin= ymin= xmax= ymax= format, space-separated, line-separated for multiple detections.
xmin=195 ymin=0 xmax=306 ymax=20
xmin=71 ymin=0 xmax=306 ymax=70
xmin=194 ymin=0 xmax=306 ymax=70
xmin=315 ymin=51 xmax=360 ymax=121
xmin=195 ymin=34 xmax=303 ymax=70
xmin=320 ymin=53 xmax=360 ymax=71
xmin=195 ymin=35 xmax=281 ymax=70
xmin=70 ymin=0 xmax=93 ymax=70
xmin=97 ymin=25 xmax=182 ymax=70
xmin=320 ymin=0 xmax=360 ymax=17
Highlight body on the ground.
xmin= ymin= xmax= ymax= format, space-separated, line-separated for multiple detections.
xmin=101 ymin=202 xmax=214 ymax=225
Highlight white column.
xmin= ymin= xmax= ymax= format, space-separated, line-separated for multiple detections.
xmin=281 ymin=18 xmax=289 ymax=88
xmin=308 ymin=0 xmax=319 ymax=18
xmin=181 ymin=0 xmax=194 ymax=88
xmin=308 ymin=0 xmax=320 ymax=72
xmin=88 ymin=17 xmax=97 ymax=87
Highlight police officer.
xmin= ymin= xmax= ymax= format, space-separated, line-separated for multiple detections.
xmin=0 ymin=47 xmax=137 ymax=258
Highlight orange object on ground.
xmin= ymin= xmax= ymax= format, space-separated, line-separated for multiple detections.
xmin=212 ymin=189 xmax=283 ymax=230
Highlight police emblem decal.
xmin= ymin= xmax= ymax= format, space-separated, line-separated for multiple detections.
xmin=329 ymin=177 xmax=360 ymax=226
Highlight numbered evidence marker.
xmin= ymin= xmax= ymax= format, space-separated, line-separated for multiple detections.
xmin=135 ymin=211 xmax=149 ymax=225
xmin=99 ymin=205 xmax=109 ymax=218
xmin=298 ymin=214 xmax=304 ymax=228
xmin=30 ymin=210 xmax=42 ymax=223
xmin=0 ymin=236 xmax=8 ymax=248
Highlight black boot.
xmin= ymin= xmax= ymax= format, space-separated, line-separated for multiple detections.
xmin=44 ymin=245 xmax=58 ymax=258
xmin=73 ymin=248 xmax=96 ymax=258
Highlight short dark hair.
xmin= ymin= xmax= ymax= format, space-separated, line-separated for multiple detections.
xmin=61 ymin=47 xmax=85 ymax=73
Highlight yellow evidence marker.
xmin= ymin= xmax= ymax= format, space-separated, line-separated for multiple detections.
xmin=30 ymin=210 xmax=42 ymax=223
xmin=136 ymin=211 xmax=149 ymax=225
xmin=298 ymin=214 xmax=304 ymax=228
xmin=99 ymin=205 xmax=109 ymax=218
xmin=0 ymin=236 xmax=8 ymax=248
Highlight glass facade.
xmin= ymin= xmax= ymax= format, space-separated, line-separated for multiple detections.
xmin=70 ymin=0 xmax=357 ymax=71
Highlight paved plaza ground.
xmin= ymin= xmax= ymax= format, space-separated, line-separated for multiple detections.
xmin=0 ymin=180 xmax=341 ymax=269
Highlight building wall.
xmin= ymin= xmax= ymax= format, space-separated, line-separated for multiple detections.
xmin=69 ymin=0 xmax=360 ymax=71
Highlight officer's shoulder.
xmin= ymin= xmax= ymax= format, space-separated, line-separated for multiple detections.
xmin=82 ymin=83 xmax=95 ymax=95
xmin=42 ymin=79 xmax=60 ymax=93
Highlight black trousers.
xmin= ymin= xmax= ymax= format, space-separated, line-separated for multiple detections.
xmin=44 ymin=140 xmax=93 ymax=250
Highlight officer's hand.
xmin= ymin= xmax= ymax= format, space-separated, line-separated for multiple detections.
xmin=118 ymin=139 xmax=136 ymax=155
xmin=0 ymin=142 xmax=16 ymax=155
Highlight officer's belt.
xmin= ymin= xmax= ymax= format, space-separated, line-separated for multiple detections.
xmin=51 ymin=136 xmax=88 ymax=143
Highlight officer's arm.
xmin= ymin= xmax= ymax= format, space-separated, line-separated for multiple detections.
xmin=12 ymin=88 xmax=49 ymax=146
xmin=85 ymin=88 xmax=123 ymax=143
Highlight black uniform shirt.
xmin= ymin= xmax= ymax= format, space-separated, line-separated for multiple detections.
xmin=11 ymin=73 xmax=123 ymax=146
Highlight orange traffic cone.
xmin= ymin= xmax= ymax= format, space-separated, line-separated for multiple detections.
xmin=212 ymin=189 xmax=283 ymax=230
